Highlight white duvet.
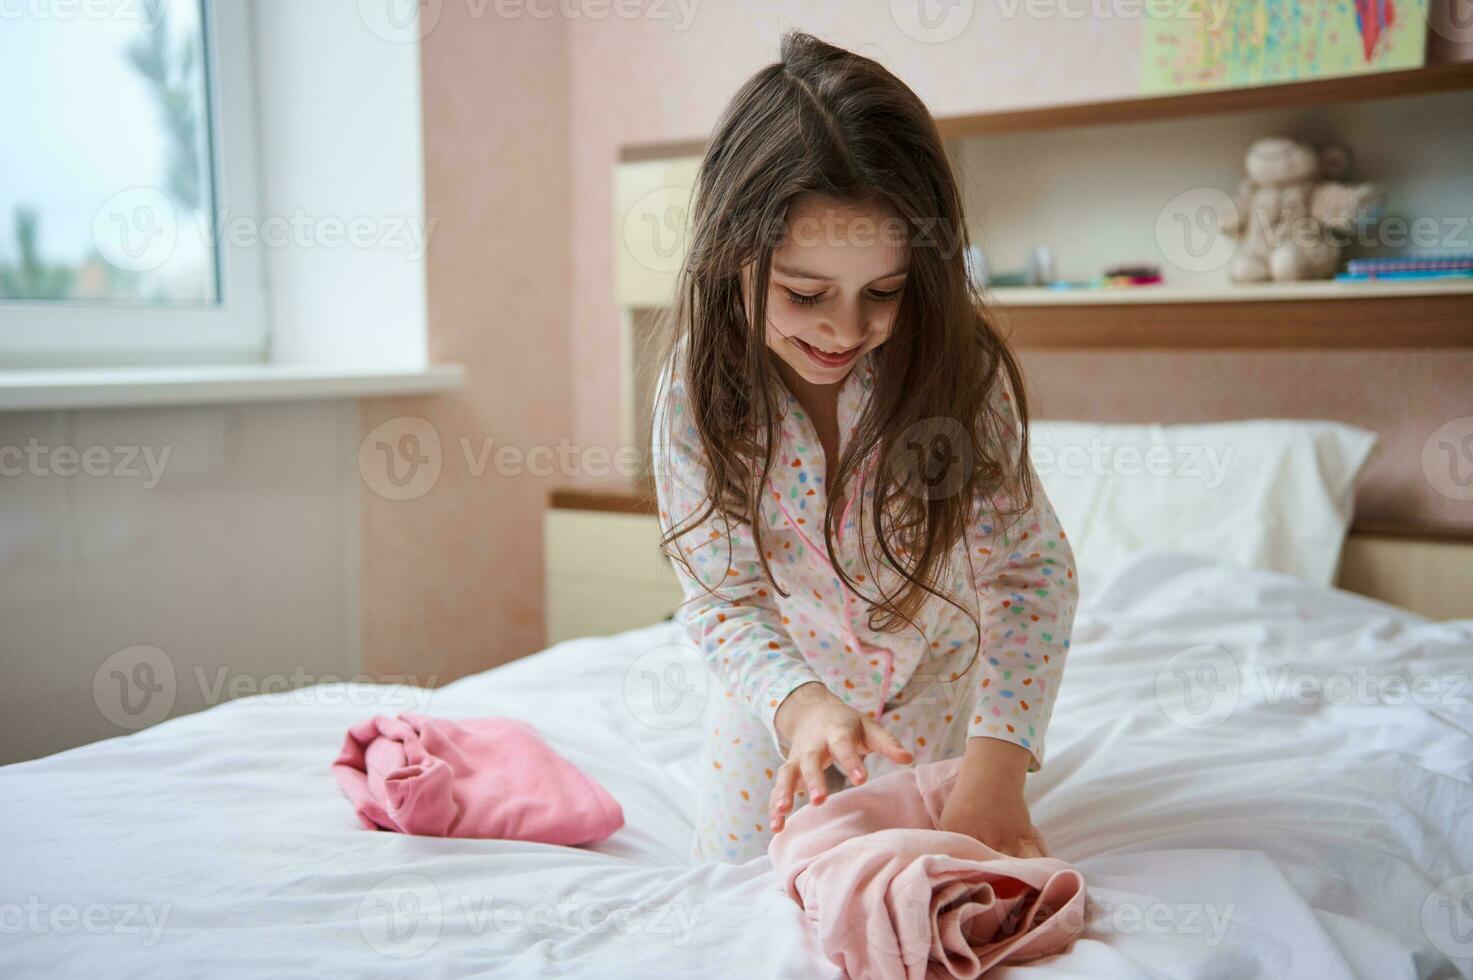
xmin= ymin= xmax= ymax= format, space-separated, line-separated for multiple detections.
xmin=3 ymin=552 xmax=1471 ymax=979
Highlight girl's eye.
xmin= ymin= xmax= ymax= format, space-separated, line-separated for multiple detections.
xmin=869 ymin=287 xmax=903 ymax=301
xmin=783 ymin=288 xmax=823 ymax=307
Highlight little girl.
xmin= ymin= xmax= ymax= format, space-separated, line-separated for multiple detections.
xmin=649 ymin=32 xmax=1077 ymax=864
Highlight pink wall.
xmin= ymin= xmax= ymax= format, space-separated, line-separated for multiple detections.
xmin=360 ymin=7 xmax=570 ymax=680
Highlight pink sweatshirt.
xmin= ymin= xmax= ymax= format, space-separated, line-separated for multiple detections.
xmin=768 ymin=754 xmax=1088 ymax=979
xmin=651 ymin=347 xmax=1077 ymax=767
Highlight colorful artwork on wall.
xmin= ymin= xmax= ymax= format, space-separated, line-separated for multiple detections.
xmin=1141 ymin=0 xmax=1428 ymax=94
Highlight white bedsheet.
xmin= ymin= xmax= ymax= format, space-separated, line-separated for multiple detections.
xmin=3 ymin=552 xmax=1471 ymax=979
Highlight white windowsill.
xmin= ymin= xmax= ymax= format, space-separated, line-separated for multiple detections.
xmin=0 ymin=362 xmax=465 ymax=412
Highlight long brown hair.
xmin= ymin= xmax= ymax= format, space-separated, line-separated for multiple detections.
xmin=646 ymin=31 xmax=1033 ymax=703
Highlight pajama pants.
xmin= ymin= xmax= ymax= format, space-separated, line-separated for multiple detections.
xmin=690 ymin=664 xmax=978 ymax=864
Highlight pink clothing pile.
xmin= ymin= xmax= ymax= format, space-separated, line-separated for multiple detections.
xmin=332 ymin=713 xmax=623 ymax=846
xmin=768 ymin=756 xmax=1087 ymax=979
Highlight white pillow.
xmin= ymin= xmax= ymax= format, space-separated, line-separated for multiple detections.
xmin=1027 ymin=419 xmax=1377 ymax=586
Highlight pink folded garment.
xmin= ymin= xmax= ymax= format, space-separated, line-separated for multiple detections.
xmin=332 ymin=713 xmax=623 ymax=846
xmin=768 ymin=756 xmax=1087 ymax=979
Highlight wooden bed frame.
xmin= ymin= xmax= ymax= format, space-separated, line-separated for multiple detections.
xmin=1337 ymin=522 xmax=1472 ymax=621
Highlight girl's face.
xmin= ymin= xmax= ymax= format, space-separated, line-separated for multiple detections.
xmin=745 ymin=193 xmax=908 ymax=388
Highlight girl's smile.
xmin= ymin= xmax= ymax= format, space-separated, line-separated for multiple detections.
xmin=790 ymin=335 xmax=863 ymax=367
xmin=744 ymin=193 xmax=908 ymax=387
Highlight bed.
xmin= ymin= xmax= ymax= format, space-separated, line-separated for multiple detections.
xmin=4 ymin=546 xmax=1470 ymax=978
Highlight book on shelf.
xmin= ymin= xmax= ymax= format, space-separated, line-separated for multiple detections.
xmin=1344 ymin=255 xmax=1473 ymax=275
xmin=1335 ymin=269 xmax=1473 ymax=281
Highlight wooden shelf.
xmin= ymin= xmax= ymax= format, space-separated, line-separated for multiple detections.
xmin=619 ymin=61 xmax=1473 ymax=161
xmin=625 ymin=284 xmax=1473 ymax=349
xmin=995 ymin=288 xmax=1473 ymax=349
xmin=989 ymin=279 xmax=1473 ymax=306
xmin=937 ymin=60 xmax=1473 ymax=140
xmin=549 ymin=480 xmax=658 ymax=516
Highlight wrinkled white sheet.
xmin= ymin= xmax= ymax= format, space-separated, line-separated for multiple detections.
xmin=2 ymin=552 xmax=1470 ymax=979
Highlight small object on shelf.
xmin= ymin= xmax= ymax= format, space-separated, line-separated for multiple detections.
xmin=1102 ymin=273 xmax=1163 ymax=287
xmin=1345 ymin=255 xmax=1473 ymax=276
xmin=1220 ymin=136 xmax=1383 ymax=282
xmin=1102 ymin=264 xmax=1160 ymax=279
xmin=1099 ymin=263 xmax=1162 ymax=288
xmin=1026 ymin=245 xmax=1056 ymax=287
xmin=987 ymin=270 xmax=1033 ymax=288
xmin=1336 ymin=269 xmax=1473 ymax=281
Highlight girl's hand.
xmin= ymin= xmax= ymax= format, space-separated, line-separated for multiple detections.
xmin=938 ymin=784 xmax=1051 ymax=858
xmin=939 ymin=736 xmax=1051 ymax=858
xmin=769 ymin=682 xmax=913 ymax=832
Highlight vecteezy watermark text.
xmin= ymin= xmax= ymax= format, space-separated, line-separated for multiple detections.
xmin=0 ymin=439 xmax=170 ymax=488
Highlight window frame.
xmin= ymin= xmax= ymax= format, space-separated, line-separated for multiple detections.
xmin=0 ymin=0 xmax=268 ymax=369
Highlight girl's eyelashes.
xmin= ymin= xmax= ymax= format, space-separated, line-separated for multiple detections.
xmin=780 ymin=285 xmax=904 ymax=306
xmin=783 ymin=288 xmax=823 ymax=307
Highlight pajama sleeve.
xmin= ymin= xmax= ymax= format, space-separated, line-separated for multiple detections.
xmin=961 ymin=381 xmax=1078 ymax=773
xmin=650 ymin=372 xmax=822 ymax=758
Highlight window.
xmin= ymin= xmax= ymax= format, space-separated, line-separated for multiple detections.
xmin=0 ymin=0 xmax=266 ymax=368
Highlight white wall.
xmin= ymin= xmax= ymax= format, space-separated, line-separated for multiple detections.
xmin=0 ymin=400 xmax=362 ymax=764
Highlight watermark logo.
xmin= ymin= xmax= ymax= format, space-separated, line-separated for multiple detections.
xmin=0 ymin=897 xmax=171 ymax=946
xmin=0 ymin=439 xmax=171 ymax=487
xmin=206 ymin=209 xmax=436 ymax=261
xmin=623 ymin=640 xmax=708 ymax=730
xmin=1155 ymin=187 xmax=1238 ymax=273
xmin=358 ymin=0 xmax=442 ymax=42
xmin=1422 ymin=874 xmax=1473 ymax=959
xmin=992 ymin=0 xmax=1232 ymax=26
xmin=192 ymin=667 xmax=439 ymax=711
xmin=890 ymin=416 xmax=973 ymax=501
xmin=359 ymin=874 xmax=443 ymax=958
xmin=1154 ymin=644 xmax=1239 ymax=730
xmin=359 ymin=416 xmax=443 ymax=501
xmin=92 ymin=187 xmax=178 ymax=274
xmin=1030 ymin=438 xmax=1234 ymax=489
xmin=1424 ymin=0 xmax=1473 ymax=43
xmin=460 ymin=895 xmax=703 ymax=944
xmin=0 ymin=0 xmax=168 ymax=27
xmin=1088 ymin=897 xmax=1234 ymax=944
xmin=1422 ymin=416 xmax=1473 ymax=501
xmin=891 ymin=0 xmax=974 ymax=43
xmin=93 ymin=645 xmax=176 ymax=731
xmin=622 ymin=185 xmax=693 ymax=275
xmin=358 ymin=419 xmax=651 ymax=497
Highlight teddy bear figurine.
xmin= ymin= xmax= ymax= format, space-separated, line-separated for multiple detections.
xmin=1220 ymin=136 xmax=1382 ymax=282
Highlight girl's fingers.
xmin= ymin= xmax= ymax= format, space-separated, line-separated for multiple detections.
xmin=798 ymin=752 xmax=827 ymax=805
xmin=829 ymin=732 xmax=866 ymax=785
xmin=862 ymin=718 xmax=914 ymax=765
xmin=768 ymin=762 xmax=799 ymax=830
